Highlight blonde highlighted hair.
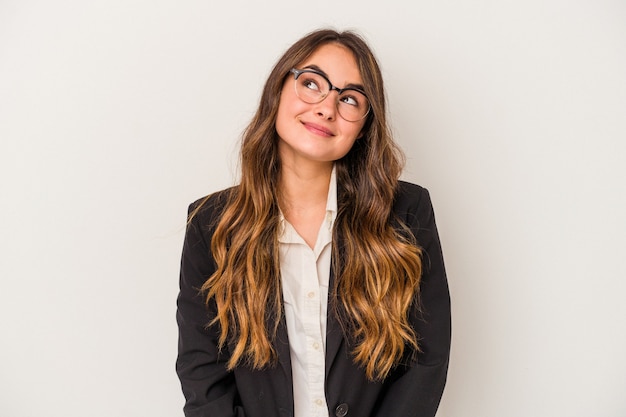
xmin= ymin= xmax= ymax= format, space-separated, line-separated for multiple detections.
xmin=196 ymin=29 xmax=422 ymax=381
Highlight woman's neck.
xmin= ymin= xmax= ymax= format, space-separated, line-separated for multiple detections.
xmin=278 ymin=161 xmax=333 ymax=248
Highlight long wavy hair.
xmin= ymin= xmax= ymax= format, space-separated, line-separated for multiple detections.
xmin=196 ymin=28 xmax=423 ymax=381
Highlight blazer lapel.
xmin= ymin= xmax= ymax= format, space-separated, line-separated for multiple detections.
xmin=325 ymin=265 xmax=345 ymax=376
xmin=273 ymin=298 xmax=293 ymax=383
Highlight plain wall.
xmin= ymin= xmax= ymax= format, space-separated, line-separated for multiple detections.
xmin=1 ymin=0 xmax=625 ymax=416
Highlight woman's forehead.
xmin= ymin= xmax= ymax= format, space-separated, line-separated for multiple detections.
xmin=298 ymin=43 xmax=362 ymax=86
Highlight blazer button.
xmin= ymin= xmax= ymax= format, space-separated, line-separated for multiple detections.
xmin=335 ymin=403 xmax=348 ymax=417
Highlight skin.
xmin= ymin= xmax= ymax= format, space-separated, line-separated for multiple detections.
xmin=274 ymin=43 xmax=367 ymax=247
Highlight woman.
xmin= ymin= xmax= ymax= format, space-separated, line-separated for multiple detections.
xmin=176 ymin=29 xmax=451 ymax=417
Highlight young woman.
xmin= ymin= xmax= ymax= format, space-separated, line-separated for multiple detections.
xmin=176 ymin=29 xmax=451 ymax=417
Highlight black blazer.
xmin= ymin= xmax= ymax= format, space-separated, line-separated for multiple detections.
xmin=176 ymin=181 xmax=451 ymax=417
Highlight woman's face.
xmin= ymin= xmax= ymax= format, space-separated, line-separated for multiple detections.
xmin=275 ymin=43 xmax=367 ymax=168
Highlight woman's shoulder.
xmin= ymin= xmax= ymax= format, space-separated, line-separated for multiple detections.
xmin=393 ymin=180 xmax=437 ymax=225
xmin=187 ymin=186 xmax=238 ymax=224
xmin=395 ymin=180 xmax=431 ymax=207
xmin=394 ymin=181 xmax=440 ymax=243
xmin=189 ymin=186 xmax=235 ymax=210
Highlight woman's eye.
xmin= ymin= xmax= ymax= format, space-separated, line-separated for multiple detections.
xmin=340 ymin=95 xmax=359 ymax=107
xmin=302 ymin=79 xmax=320 ymax=91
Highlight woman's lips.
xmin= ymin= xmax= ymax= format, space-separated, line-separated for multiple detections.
xmin=302 ymin=121 xmax=334 ymax=137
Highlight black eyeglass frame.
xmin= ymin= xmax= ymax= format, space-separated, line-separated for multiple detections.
xmin=289 ymin=68 xmax=371 ymax=121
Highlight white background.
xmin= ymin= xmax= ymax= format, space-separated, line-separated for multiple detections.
xmin=1 ymin=1 xmax=625 ymax=416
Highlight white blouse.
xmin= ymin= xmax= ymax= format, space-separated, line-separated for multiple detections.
xmin=278 ymin=167 xmax=336 ymax=417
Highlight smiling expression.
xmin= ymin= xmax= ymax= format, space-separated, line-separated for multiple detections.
xmin=275 ymin=43 xmax=367 ymax=168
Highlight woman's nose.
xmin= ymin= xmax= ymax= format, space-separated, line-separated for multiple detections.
xmin=314 ymin=92 xmax=338 ymax=120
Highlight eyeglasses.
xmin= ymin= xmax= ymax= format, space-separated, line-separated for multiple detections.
xmin=290 ymin=68 xmax=370 ymax=122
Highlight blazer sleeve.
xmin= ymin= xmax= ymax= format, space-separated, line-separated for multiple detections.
xmin=176 ymin=195 xmax=246 ymax=417
xmin=374 ymin=184 xmax=451 ymax=417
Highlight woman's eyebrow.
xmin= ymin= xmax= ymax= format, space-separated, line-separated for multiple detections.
xmin=302 ymin=64 xmax=325 ymax=74
xmin=302 ymin=64 xmax=365 ymax=91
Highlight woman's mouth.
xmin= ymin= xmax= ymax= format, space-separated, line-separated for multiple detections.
xmin=302 ymin=121 xmax=334 ymax=137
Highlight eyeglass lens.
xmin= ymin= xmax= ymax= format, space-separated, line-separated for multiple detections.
xmin=294 ymin=71 xmax=369 ymax=122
